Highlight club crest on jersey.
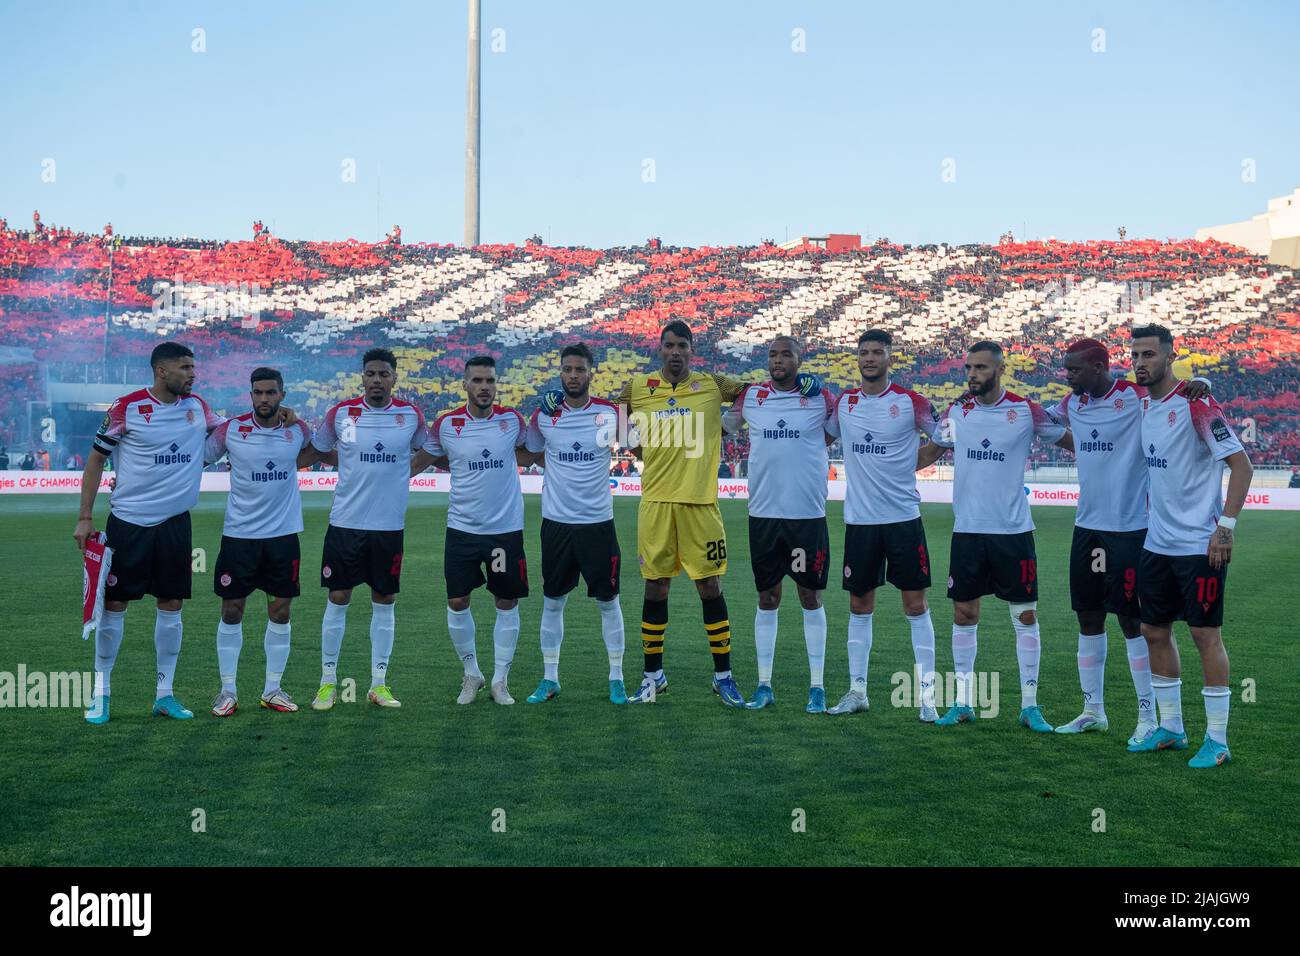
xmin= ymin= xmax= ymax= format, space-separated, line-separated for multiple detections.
xmin=1167 ymin=411 xmax=1177 ymax=427
xmin=220 ymin=573 xmax=232 ymax=587
xmin=799 ymin=397 xmax=809 ymax=407
xmin=452 ymin=417 xmax=466 ymax=435
xmin=594 ymin=413 xmax=607 ymax=426
xmin=647 ymin=378 xmax=660 ymax=395
xmin=1006 ymin=409 xmax=1018 ymax=423
xmin=755 ymin=388 xmax=769 ymax=406
xmin=138 ymin=404 xmax=153 ymax=423
xmin=498 ymin=419 xmax=509 ymax=433
xmin=186 ymin=409 xmax=195 ymax=424
xmin=322 ymin=565 xmax=332 ymax=579
xmin=690 ymin=380 xmax=700 ymax=391
xmin=1114 ymin=398 xmax=1124 ymax=410
xmin=889 ymin=404 xmax=900 ymax=418
xmin=395 ymin=413 xmax=405 ymax=425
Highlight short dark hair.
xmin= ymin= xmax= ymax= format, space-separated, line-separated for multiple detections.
xmin=660 ymin=320 xmax=693 ymax=343
xmin=150 ymin=342 xmax=194 ymax=368
xmin=968 ymin=340 xmax=1003 ymax=358
xmin=465 ymin=355 xmax=496 ymax=373
xmin=770 ymin=335 xmax=801 ymax=354
xmin=1131 ymin=324 xmax=1174 ymax=347
xmin=560 ymin=343 xmax=594 ymax=365
xmin=249 ymin=367 xmax=284 ymax=390
xmin=858 ymin=329 xmax=893 ymax=348
xmin=362 ymin=347 xmax=397 ymax=370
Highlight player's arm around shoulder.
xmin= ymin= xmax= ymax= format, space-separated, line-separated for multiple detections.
xmin=1029 ymin=398 xmax=1071 ymax=449
xmin=518 ymin=408 xmax=546 ymax=467
xmin=721 ymin=384 xmax=750 ymax=434
xmin=617 ymin=379 xmax=643 ymax=458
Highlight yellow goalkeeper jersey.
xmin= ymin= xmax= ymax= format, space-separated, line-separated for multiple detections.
xmin=620 ymin=370 xmax=745 ymax=505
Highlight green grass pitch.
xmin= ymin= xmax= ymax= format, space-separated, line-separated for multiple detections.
xmin=1 ymin=493 xmax=1296 ymax=866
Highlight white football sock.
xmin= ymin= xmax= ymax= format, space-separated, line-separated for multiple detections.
xmin=447 ymin=606 xmax=481 ymax=678
xmin=369 ymin=601 xmax=395 ymax=688
xmin=320 ymin=599 xmax=348 ymax=686
xmin=906 ymin=610 xmax=936 ymax=709
xmin=1125 ymin=635 xmax=1156 ymax=723
xmin=802 ymin=606 xmax=826 ymax=688
xmin=492 ymin=605 xmax=520 ymax=685
xmin=1152 ymin=674 xmax=1184 ymax=734
xmin=1077 ymin=632 xmax=1107 ymax=716
xmin=154 ymin=608 xmax=183 ymax=698
xmin=952 ymin=623 xmax=978 ymax=707
xmin=94 ymin=608 xmax=126 ymax=697
xmin=540 ymin=595 xmax=567 ymax=683
xmin=1013 ymin=618 xmax=1041 ymax=708
xmin=847 ymin=612 xmax=873 ymax=692
xmin=263 ymin=620 xmax=290 ymax=695
xmin=1202 ymin=685 xmax=1230 ymax=745
xmin=216 ymin=620 xmax=243 ymax=694
xmin=597 ymin=597 xmax=625 ymax=681
xmin=754 ymin=607 xmax=778 ymax=685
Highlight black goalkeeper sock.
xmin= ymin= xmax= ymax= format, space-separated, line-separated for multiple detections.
xmin=702 ymin=594 xmax=731 ymax=674
xmin=641 ymin=598 xmax=667 ymax=675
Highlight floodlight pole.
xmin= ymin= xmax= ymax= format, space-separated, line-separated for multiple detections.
xmin=464 ymin=0 xmax=481 ymax=247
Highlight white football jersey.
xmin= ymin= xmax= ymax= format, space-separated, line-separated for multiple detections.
xmin=825 ymin=381 xmax=939 ymax=525
xmin=933 ymin=390 xmax=1066 ymax=534
xmin=1047 ymin=379 xmax=1150 ymax=532
xmin=526 ymin=397 xmax=618 ymax=524
xmin=1140 ymin=383 xmax=1244 ymax=556
xmin=425 ymin=404 xmax=527 ymax=535
xmin=206 ymin=414 xmax=311 ymax=539
xmin=723 ymin=383 xmax=833 ymax=519
xmin=311 ymin=397 xmax=427 ymax=532
xmin=93 ymin=388 xmax=224 ymax=527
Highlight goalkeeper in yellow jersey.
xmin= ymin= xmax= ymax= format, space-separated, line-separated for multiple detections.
xmin=612 ymin=320 xmax=821 ymax=706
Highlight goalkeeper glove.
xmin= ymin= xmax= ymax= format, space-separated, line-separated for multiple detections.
xmin=539 ymin=389 xmax=565 ymax=415
xmin=795 ymin=372 xmax=822 ymax=397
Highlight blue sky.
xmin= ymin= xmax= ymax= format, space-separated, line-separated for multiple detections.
xmin=2 ymin=0 xmax=1297 ymax=247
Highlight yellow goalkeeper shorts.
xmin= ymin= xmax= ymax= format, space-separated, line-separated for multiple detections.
xmin=636 ymin=500 xmax=728 ymax=580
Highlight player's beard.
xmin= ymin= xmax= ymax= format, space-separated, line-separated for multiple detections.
xmin=769 ymin=367 xmax=793 ymax=387
xmin=256 ymin=401 xmax=281 ymax=425
xmin=563 ymin=383 xmax=589 ymax=401
xmin=969 ymin=377 xmax=996 ymax=397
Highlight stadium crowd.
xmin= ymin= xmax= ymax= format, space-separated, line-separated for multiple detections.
xmin=1 ymin=215 xmax=1296 ymax=468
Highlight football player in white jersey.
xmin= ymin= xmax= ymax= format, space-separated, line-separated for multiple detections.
xmin=204 ymin=368 xmax=311 ymax=717
xmin=918 ymin=341 xmax=1071 ymax=732
xmin=722 ymin=336 xmax=835 ymax=713
xmin=519 ymin=344 xmax=627 ymax=704
xmin=1128 ymin=325 xmax=1252 ymax=768
xmin=1049 ymin=339 xmax=1212 ymax=745
xmin=411 ymin=356 xmax=532 ymax=706
xmin=73 ymin=342 xmax=226 ymax=724
xmin=823 ymin=330 xmax=942 ymax=721
xmin=297 ymin=348 xmax=429 ymax=711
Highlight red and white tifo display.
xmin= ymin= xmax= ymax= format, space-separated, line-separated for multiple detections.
xmin=3 ymin=471 xmax=1298 ymax=511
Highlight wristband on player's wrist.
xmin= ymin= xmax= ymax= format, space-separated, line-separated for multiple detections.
xmin=1216 ymin=515 xmax=1237 ymax=530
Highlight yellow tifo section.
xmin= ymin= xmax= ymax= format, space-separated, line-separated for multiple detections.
xmin=294 ymin=345 xmax=1216 ymax=421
